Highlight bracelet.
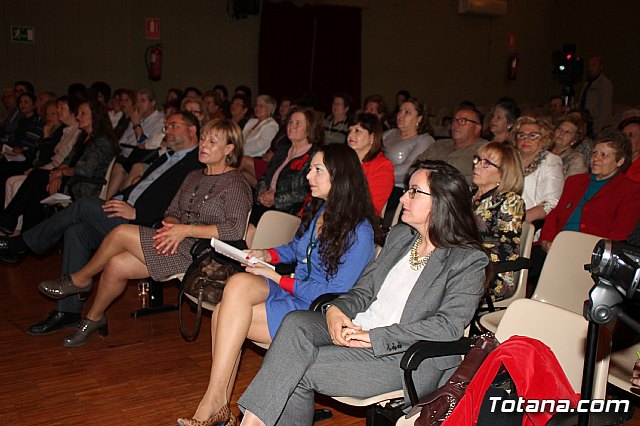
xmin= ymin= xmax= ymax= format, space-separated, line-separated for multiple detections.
xmin=132 ymin=124 xmax=142 ymax=130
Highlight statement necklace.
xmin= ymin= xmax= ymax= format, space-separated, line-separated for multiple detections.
xmin=409 ymin=235 xmax=433 ymax=270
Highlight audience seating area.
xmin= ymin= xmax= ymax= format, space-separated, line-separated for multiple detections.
xmin=2 ymin=79 xmax=640 ymax=425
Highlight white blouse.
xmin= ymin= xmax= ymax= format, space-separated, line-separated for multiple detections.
xmin=353 ymin=250 xmax=421 ymax=330
xmin=242 ymin=117 xmax=279 ymax=157
xmin=522 ymin=151 xmax=565 ymax=214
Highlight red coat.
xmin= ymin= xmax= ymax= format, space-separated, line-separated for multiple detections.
xmin=362 ymin=151 xmax=395 ymax=216
xmin=443 ymin=336 xmax=580 ymax=426
xmin=539 ymin=172 xmax=640 ymax=243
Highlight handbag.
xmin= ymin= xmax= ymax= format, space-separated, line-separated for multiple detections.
xmin=409 ymin=333 xmax=500 ymax=426
xmin=179 ymin=251 xmax=240 ymax=341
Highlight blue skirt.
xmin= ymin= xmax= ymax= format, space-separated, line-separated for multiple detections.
xmin=264 ymin=278 xmax=312 ymax=338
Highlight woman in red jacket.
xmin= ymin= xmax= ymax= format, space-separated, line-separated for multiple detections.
xmin=539 ymin=129 xmax=640 ymax=251
xmin=347 ymin=113 xmax=394 ymax=217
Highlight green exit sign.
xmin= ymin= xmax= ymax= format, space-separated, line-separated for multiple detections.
xmin=11 ymin=26 xmax=35 ymax=43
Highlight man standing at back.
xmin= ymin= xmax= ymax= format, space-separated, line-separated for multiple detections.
xmin=0 ymin=111 xmax=202 ymax=340
xmin=416 ymin=107 xmax=488 ymax=185
xmin=579 ymin=56 xmax=613 ymax=133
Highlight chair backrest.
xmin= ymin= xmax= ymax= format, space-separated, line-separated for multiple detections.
xmin=98 ymin=158 xmax=117 ymax=200
xmin=491 ymin=221 xmax=535 ymax=309
xmin=496 ymin=298 xmax=611 ymax=399
xmin=532 ymin=231 xmax=601 ymax=315
xmin=251 ymin=210 xmax=301 ymax=250
xmin=390 ymin=202 xmax=403 ymax=227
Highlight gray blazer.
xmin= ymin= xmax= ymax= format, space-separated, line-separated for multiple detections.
xmin=331 ymin=223 xmax=488 ymax=397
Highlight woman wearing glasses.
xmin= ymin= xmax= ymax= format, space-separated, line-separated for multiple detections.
xmin=38 ymin=119 xmax=252 ymax=346
xmin=511 ymin=116 xmax=564 ymax=226
xmin=177 ymin=144 xmax=377 ymax=426
xmin=539 ymin=130 xmax=640 ymax=254
xmin=472 ymin=142 xmax=525 ymax=301
xmin=237 ymin=160 xmax=488 ymax=426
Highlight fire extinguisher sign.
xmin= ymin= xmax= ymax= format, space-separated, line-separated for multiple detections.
xmin=145 ymin=18 xmax=160 ymax=40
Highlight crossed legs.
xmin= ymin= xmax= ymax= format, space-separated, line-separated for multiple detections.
xmin=190 ymin=272 xmax=271 ymax=422
xmin=68 ymin=224 xmax=150 ymax=321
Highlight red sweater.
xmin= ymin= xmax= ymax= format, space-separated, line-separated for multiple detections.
xmin=539 ymin=172 xmax=640 ymax=243
xmin=362 ymin=152 xmax=395 ymax=216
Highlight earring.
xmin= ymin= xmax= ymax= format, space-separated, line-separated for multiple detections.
xmin=496 ymin=181 xmax=501 ymax=187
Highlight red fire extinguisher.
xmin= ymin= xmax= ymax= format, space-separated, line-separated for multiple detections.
xmin=507 ymin=53 xmax=519 ymax=81
xmin=146 ymin=44 xmax=163 ymax=81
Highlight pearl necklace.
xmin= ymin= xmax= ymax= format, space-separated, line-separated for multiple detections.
xmin=409 ymin=235 xmax=433 ymax=270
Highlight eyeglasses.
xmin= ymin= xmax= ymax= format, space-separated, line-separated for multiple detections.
xmin=473 ymin=155 xmax=500 ymax=169
xmin=452 ymin=117 xmax=480 ymax=126
xmin=403 ymin=186 xmax=431 ymax=199
xmin=591 ymin=151 xmax=611 ymax=159
xmin=515 ymin=132 xmax=542 ymax=140
xmin=162 ymin=121 xmax=194 ymax=133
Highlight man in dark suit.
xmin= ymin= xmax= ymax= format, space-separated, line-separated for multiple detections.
xmin=0 ymin=111 xmax=202 ymax=336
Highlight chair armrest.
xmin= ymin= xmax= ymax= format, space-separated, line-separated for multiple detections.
xmin=400 ymin=338 xmax=474 ymax=406
xmin=309 ymin=293 xmax=343 ymax=312
xmin=492 ymin=257 xmax=531 ymax=275
xmin=480 ymin=258 xmax=532 ymax=313
xmin=190 ymin=239 xmax=212 ymax=259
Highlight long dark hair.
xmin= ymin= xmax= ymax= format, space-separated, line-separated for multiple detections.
xmin=298 ymin=144 xmax=379 ymax=277
xmin=82 ymin=99 xmax=118 ymax=153
xmin=404 ymin=160 xmax=484 ymax=252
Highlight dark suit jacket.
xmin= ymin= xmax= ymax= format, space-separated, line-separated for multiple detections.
xmin=120 ymin=148 xmax=201 ymax=226
xmin=540 ymin=172 xmax=640 ymax=243
xmin=331 ymin=223 xmax=488 ymax=398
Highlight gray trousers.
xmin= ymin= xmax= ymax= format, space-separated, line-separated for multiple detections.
xmin=22 ymin=196 xmax=127 ymax=313
xmin=238 ymin=310 xmax=404 ymax=426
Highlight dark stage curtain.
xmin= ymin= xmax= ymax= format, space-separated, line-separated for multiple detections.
xmin=258 ymin=0 xmax=362 ymax=112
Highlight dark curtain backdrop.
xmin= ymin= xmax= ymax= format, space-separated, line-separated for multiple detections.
xmin=258 ymin=0 xmax=362 ymax=114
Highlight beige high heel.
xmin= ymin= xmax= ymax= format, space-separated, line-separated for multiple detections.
xmin=177 ymin=404 xmax=238 ymax=426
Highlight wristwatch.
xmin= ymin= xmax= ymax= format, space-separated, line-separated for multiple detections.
xmin=321 ymin=304 xmax=332 ymax=317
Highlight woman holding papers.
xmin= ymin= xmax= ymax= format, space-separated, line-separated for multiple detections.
xmin=38 ymin=119 xmax=252 ymax=346
xmin=177 ymin=144 xmax=378 ymax=426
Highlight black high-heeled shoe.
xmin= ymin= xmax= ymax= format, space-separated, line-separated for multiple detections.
xmin=62 ymin=316 xmax=108 ymax=347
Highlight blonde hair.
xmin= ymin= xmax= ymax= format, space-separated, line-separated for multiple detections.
xmin=477 ymin=142 xmax=524 ymax=195
xmin=511 ymin=115 xmax=554 ymax=150
xmin=200 ymin=119 xmax=244 ymax=167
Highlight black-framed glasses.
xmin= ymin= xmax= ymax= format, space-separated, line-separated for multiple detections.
xmin=473 ymin=155 xmax=500 ymax=169
xmin=452 ymin=117 xmax=480 ymax=126
xmin=162 ymin=121 xmax=194 ymax=134
xmin=403 ymin=186 xmax=431 ymax=199
xmin=515 ymin=131 xmax=541 ymax=140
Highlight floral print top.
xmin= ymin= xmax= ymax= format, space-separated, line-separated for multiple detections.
xmin=473 ymin=189 xmax=525 ymax=301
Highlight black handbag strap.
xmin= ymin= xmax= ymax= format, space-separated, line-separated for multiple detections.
xmin=179 ymin=284 xmax=205 ymax=342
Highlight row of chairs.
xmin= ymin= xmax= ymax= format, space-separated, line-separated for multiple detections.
xmin=171 ymin=210 xmax=638 ymax=423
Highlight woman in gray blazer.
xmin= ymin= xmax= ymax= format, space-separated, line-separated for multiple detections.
xmin=238 ymin=160 xmax=489 ymax=426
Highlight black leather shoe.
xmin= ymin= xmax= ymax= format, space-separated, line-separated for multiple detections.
xmin=26 ymin=311 xmax=81 ymax=336
xmin=0 ymin=237 xmax=25 ymax=263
